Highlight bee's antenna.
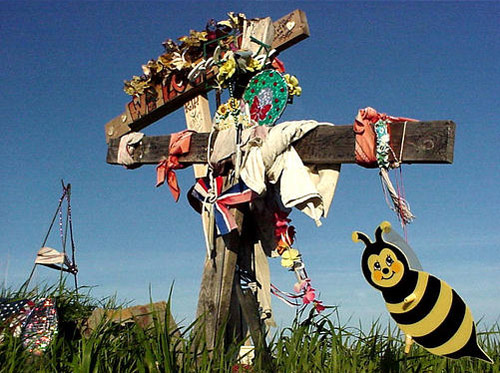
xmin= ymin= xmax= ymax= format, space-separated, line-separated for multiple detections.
xmin=352 ymin=231 xmax=371 ymax=246
xmin=375 ymin=221 xmax=392 ymax=242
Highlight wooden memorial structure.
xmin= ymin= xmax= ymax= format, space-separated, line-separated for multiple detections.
xmin=104 ymin=9 xmax=455 ymax=362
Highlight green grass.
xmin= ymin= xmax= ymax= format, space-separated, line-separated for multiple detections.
xmin=0 ymin=285 xmax=498 ymax=372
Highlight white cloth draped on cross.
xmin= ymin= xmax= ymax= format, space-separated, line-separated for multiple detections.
xmin=240 ymin=120 xmax=341 ymax=226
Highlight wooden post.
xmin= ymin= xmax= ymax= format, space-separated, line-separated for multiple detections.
xmin=183 ymin=94 xmax=212 ymax=178
xmin=195 ymin=229 xmax=241 ymax=349
xmin=193 ymin=16 xmax=280 ymax=355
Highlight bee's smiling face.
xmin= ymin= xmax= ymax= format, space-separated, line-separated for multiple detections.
xmin=368 ymin=248 xmax=404 ymax=287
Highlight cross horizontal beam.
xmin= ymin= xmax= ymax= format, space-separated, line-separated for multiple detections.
xmin=106 ymin=120 xmax=455 ymax=166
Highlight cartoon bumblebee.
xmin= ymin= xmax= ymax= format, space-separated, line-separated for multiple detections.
xmin=352 ymin=221 xmax=492 ymax=363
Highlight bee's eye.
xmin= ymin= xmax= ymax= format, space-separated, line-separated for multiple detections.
xmin=386 ymin=255 xmax=394 ymax=266
xmin=374 ymin=262 xmax=381 ymax=271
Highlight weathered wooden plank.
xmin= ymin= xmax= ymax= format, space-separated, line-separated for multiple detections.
xmin=104 ymin=9 xmax=310 ymax=143
xmin=195 ymin=209 xmax=242 ymax=350
xmin=235 ymin=285 xmax=273 ymax=368
xmin=389 ymin=120 xmax=455 ymax=164
xmin=105 ymin=73 xmax=213 ymax=143
xmin=294 ymin=120 xmax=456 ymax=165
xmin=271 ymin=9 xmax=310 ymax=52
xmin=195 ymin=235 xmax=239 ymax=349
xmin=241 ymin=17 xmax=274 ymax=54
xmin=184 ymin=94 xmax=212 ymax=177
xmin=106 ymin=121 xmax=455 ymax=166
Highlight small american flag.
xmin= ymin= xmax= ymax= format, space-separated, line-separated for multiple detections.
xmin=22 ymin=298 xmax=58 ymax=353
xmin=0 ymin=299 xmax=34 ymax=323
xmin=0 ymin=298 xmax=35 ymax=337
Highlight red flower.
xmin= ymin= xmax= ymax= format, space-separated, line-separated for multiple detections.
xmin=301 ymin=282 xmax=316 ymax=304
xmin=313 ymin=300 xmax=326 ymax=313
xmin=273 ymin=210 xmax=291 ymax=236
xmin=274 ymin=218 xmax=289 ymax=238
xmin=271 ymin=57 xmax=286 ymax=73
xmin=232 ymin=364 xmax=253 ymax=372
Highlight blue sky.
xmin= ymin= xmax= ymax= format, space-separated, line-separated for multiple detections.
xmin=1 ymin=2 xmax=499 ymax=330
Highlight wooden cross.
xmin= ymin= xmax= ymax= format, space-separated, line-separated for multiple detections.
xmin=104 ymin=9 xmax=455 ymax=363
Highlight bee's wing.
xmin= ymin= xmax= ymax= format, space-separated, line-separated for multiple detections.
xmin=385 ymin=230 xmax=423 ymax=271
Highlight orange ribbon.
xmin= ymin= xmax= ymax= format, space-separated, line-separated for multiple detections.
xmin=156 ymin=130 xmax=194 ymax=202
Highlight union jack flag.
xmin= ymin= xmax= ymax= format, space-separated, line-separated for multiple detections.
xmin=191 ymin=177 xmax=256 ymax=235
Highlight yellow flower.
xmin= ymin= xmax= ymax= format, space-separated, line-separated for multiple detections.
xmin=216 ymin=57 xmax=236 ymax=85
xmin=124 ymin=84 xmax=136 ymax=96
xmin=191 ymin=30 xmax=208 ymax=41
xmin=158 ymin=53 xmax=174 ymax=69
xmin=246 ymin=58 xmax=262 ymax=72
xmin=217 ymin=103 xmax=229 ymax=117
xmin=281 ymin=248 xmax=300 ymax=268
xmin=178 ymin=30 xmax=208 ymax=47
xmin=284 ymin=74 xmax=302 ymax=96
xmin=123 ymin=76 xmax=150 ymax=96
xmin=227 ymin=97 xmax=239 ymax=111
xmin=218 ymin=12 xmax=247 ymax=30
xmin=142 ymin=59 xmax=163 ymax=77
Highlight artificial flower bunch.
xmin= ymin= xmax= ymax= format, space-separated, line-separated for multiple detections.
xmin=213 ymin=97 xmax=252 ymax=131
xmin=122 ymin=11 xmax=303 ymax=126
xmin=280 ymin=247 xmax=300 ymax=268
xmin=272 ymin=210 xmax=325 ymax=313
xmin=284 ymin=74 xmax=302 ymax=97
xmin=277 ymin=239 xmax=326 ymax=313
xmin=123 ymin=13 xmax=248 ymax=97
xmin=214 ymin=49 xmax=263 ymax=89
xmin=293 ymin=279 xmax=326 ymax=313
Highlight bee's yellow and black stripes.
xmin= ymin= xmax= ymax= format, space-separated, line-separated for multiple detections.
xmin=386 ymin=272 xmax=491 ymax=362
